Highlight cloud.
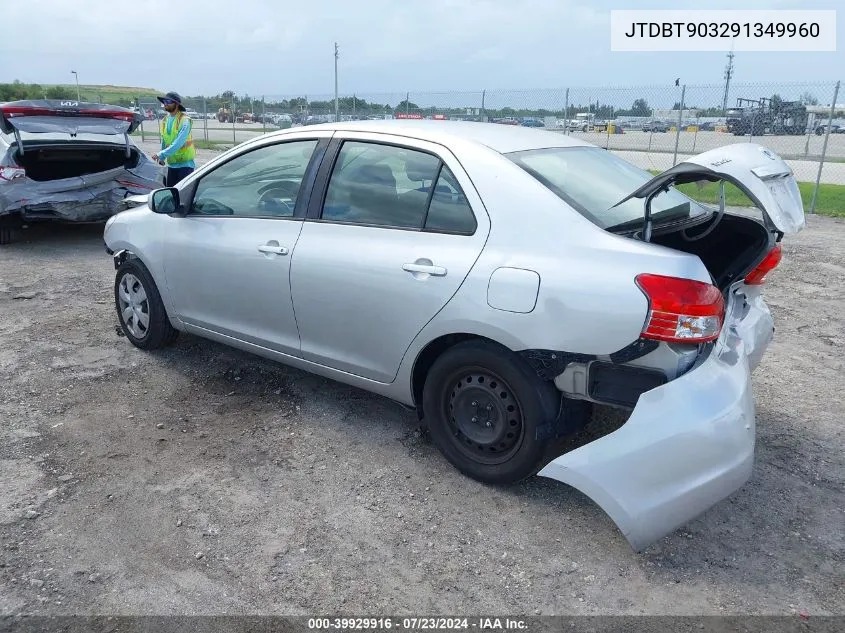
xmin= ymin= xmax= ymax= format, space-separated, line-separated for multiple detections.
xmin=0 ymin=0 xmax=841 ymax=97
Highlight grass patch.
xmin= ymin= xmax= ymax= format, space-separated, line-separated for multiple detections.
xmin=648 ymin=170 xmax=844 ymax=218
xmin=194 ymin=140 xmax=233 ymax=150
xmin=794 ymin=182 xmax=845 ymax=217
xmin=46 ymin=83 xmax=160 ymax=105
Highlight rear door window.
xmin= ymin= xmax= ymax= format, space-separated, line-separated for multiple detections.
xmin=322 ymin=141 xmax=439 ymax=228
xmin=320 ymin=140 xmax=476 ymax=234
xmin=424 ymin=166 xmax=477 ymax=234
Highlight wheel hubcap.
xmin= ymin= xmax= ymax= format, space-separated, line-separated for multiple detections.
xmin=446 ymin=370 xmax=524 ymax=465
xmin=118 ymin=273 xmax=150 ymax=339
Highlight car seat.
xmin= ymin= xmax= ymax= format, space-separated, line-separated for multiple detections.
xmin=348 ymin=163 xmax=398 ymax=223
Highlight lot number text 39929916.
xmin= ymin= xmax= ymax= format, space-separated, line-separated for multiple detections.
xmin=307 ymin=618 xmax=528 ymax=631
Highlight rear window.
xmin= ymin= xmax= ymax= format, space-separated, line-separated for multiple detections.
xmin=506 ymin=146 xmax=710 ymax=230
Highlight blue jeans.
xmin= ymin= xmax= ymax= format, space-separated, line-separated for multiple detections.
xmin=164 ymin=166 xmax=194 ymax=187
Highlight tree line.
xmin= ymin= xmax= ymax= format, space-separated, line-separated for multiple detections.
xmin=4 ymin=82 xmax=839 ymax=121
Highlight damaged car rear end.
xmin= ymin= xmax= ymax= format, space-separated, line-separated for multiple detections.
xmin=0 ymin=99 xmax=162 ymax=244
xmin=505 ymin=142 xmax=803 ymax=551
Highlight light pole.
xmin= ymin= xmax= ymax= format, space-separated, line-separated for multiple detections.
xmin=71 ymin=71 xmax=80 ymax=101
xmin=334 ymin=42 xmax=339 ymax=122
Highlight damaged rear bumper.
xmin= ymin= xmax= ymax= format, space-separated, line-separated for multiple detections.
xmin=537 ymin=287 xmax=774 ymax=551
xmin=0 ymin=170 xmax=161 ymax=223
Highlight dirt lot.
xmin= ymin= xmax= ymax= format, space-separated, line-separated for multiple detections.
xmin=0 ymin=213 xmax=843 ymax=617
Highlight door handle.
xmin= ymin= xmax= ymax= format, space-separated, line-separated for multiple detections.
xmin=257 ymin=244 xmax=288 ymax=255
xmin=402 ymin=262 xmax=447 ymax=276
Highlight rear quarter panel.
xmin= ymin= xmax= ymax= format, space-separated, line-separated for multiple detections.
xmin=392 ymin=143 xmax=713 ymax=400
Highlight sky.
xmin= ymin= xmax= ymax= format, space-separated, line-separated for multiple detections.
xmin=1 ymin=0 xmax=842 ymax=102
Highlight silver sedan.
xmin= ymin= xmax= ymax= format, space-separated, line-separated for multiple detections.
xmin=104 ymin=120 xmax=804 ymax=550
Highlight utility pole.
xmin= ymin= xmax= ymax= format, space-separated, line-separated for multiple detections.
xmin=334 ymin=42 xmax=339 ymax=122
xmin=721 ymin=47 xmax=735 ymax=116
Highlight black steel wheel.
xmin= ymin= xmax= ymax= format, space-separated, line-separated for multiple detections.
xmin=422 ymin=339 xmax=561 ymax=485
xmin=445 ymin=367 xmax=525 ymax=466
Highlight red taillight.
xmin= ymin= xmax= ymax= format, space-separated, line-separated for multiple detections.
xmin=0 ymin=105 xmax=135 ymax=123
xmin=635 ymin=273 xmax=725 ymax=344
xmin=0 ymin=166 xmax=26 ymax=183
xmin=744 ymin=244 xmax=782 ymax=285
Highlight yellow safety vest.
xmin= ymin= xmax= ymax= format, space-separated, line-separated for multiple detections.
xmin=159 ymin=112 xmax=196 ymax=165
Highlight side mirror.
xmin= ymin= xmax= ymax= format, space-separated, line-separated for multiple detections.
xmin=150 ymin=187 xmax=180 ymax=214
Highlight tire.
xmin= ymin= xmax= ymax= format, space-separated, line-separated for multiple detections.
xmin=421 ymin=340 xmax=561 ymax=486
xmin=0 ymin=217 xmax=22 ymax=245
xmin=114 ymin=258 xmax=179 ymax=350
xmin=0 ymin=225 xmax=19 ymax=245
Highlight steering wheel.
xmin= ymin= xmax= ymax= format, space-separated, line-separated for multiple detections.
xmin=258 ymin=186 xmax=297 ymax=216
xmin=193 ymin=198 xmax=234 ymax=215
xmin=257 ymin=180 xmax=300 ymax=197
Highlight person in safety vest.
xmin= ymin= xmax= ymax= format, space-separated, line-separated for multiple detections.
xmin=151 ymin=91 xmax=196 ymax=187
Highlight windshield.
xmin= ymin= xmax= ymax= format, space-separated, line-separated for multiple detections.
xmin=506 ymin=146 xmax=710 ymax=230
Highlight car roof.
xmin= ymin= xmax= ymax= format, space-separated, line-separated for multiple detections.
xmin=271 ymin=119 xmax=593 ymax=154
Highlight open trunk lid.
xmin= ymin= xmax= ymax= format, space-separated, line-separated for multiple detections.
xmin=0 ymin=100 xmax=143 ymax=136
xmin=615 ymin=143 xmax=805 ymax=236
xmin=0 ymin=102 xmax=162 ymax=221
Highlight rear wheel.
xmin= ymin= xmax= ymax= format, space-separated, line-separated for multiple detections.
xmin=114 ymin=258 xmax=179 ymax=350
xmin=0 ymin=216 xmax=22 ymax=245
xmin=422 ymin=340 xmax=560 ymax=485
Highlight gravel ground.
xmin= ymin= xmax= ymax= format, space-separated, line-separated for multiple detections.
xmin=0 ymin=210 xmax=843 ymax=617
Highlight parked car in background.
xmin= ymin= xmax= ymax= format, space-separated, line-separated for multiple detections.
xmin=815 ymin=123 xmax=844 ymax=135
xmin=105 ymin=120 xmax=802 ymax=551
xmin=521 ymin=118 xmax=544 ymax=128
xmin=570 ymin=118 xmax=591 ymax=132
xmin=643 ymin=120 xmax=669 ymax=132
xmin=0 ymin=100 xmax=162 ymax=244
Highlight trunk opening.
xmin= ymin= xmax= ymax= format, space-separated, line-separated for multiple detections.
xmin=15 ymin=143 xmax=140 ymax=182
xmin=651 ymin=213 xmax=773 ymax=291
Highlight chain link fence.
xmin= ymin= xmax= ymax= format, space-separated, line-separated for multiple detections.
xmin=128 ymin=80 xmax=843 ymax=213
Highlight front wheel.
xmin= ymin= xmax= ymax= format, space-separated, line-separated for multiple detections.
xmin=114 ymin=258 xmax=179 ymax=350
xmin=422 ymin=340 xmax=561 ymax=485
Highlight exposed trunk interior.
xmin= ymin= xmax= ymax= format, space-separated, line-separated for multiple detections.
xmin=652 ymin=212 xmax=773 ymax=291
xmin=15 ymin=143 xmax=140 ymax=182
